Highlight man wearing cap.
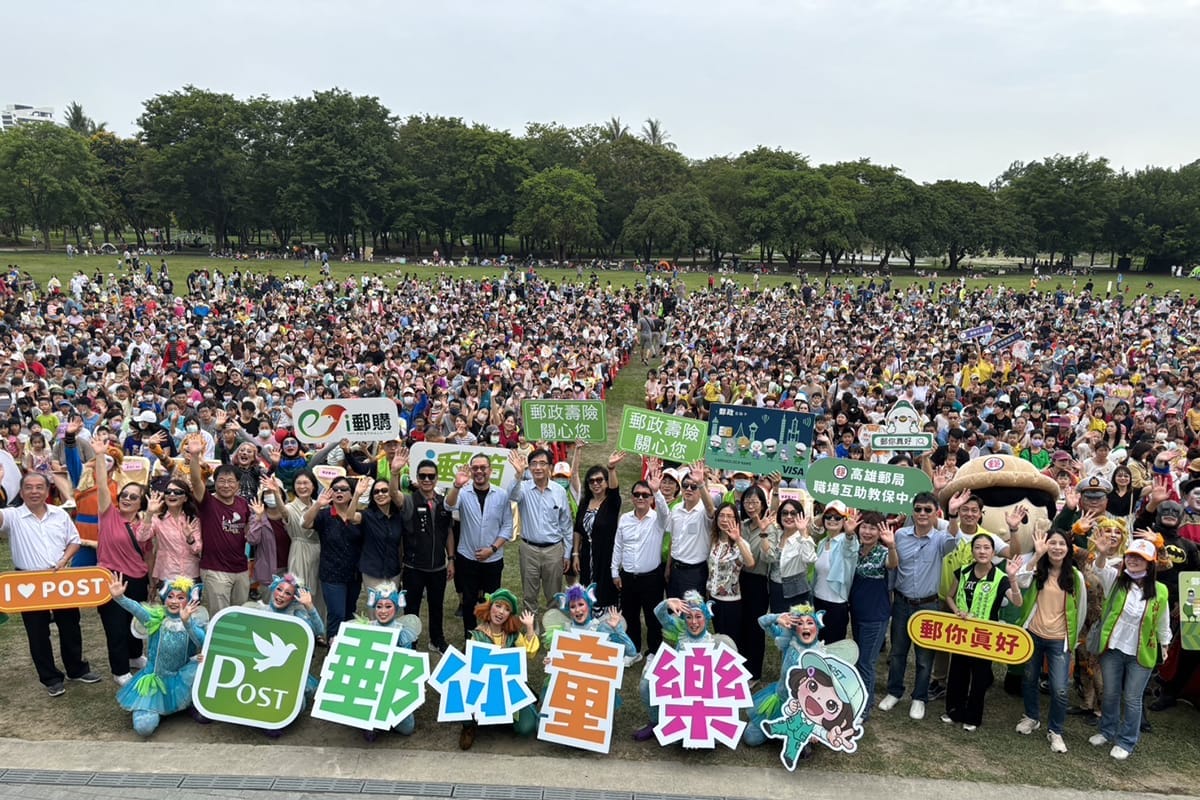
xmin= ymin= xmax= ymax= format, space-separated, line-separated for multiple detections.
xmin=666 ymin=462 xmax=716 ymax=598
xmin=507 ymin=449 xmax=572 ymax=625
xmin=879 ymin=492 xmax=957 ymax=721
xmin=1052 ymin=475 xmax=1116 ymax=549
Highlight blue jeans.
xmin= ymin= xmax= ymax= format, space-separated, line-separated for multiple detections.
xmin=853 ymin=618 xmax=888 ymax=717
xmin=886 ymin=596 xmax=937 ymax=701
xmin=1099 ymin=649 xmax=1153 ymax=753
xmin=322 ymin=578 xmax=362 ymax=641
xmin=1022 ymin=632 xmax=1070 ymax=734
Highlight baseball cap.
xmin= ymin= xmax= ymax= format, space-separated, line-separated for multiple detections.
xmin=1126 ymin=539 xmax=1157 ymax=562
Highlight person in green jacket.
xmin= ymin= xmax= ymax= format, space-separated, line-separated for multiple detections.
xmin=1013 ymin=527 xmax=1087 ymax=753
xmin=1088 ymin=537 xmax=1171 ymax=761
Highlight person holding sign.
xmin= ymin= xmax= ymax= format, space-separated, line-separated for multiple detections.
xmin=460 ymin=588 xmax=538 ymax=750
xmin=508 ymin=449 xmax=573 ymax=626
xmin=941 ymin=534 xmax=1023 ymax=731
xmin=0 ymin=469 xmax=101 ymax=695
xmin=1013 ymin=527 xmax=1086 ymax=752
xmin=446 ymin=454 xmax=513 ymax=639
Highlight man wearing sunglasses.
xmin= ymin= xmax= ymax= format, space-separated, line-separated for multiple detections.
xmin=878 ymin=491 xmax=956 ymax=721
xmin=666 ymin=461 xmax=716 ymax=598
xmin=399 ymin=458 xmax=455 ymax=653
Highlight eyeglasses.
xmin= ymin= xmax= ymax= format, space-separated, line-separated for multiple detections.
xmin=587 ymin=477 xmax=606 ymax=484
xmin=823 ymin=513 xmax=844 ymax=521
xmin=372 ymin=488 xmax=391 ymax=495
xmin=681 ymin=482 xmax=699 ymax=491
xmin=331 ymin=486 xmax=351 ymax=494
xmin=164 ymin=489 xmax=188 ymax=497
xmin=780 ymin=511 xmax=799 ymax=518
xmin=631 ymin=492 xmax=653 ymax=499
xmin=417 ymin=473 xmax=438 ymax=480
xmin=529 ymin=459 xmax=550 ymax=467
xmin=118 ymin=492 xmax=141 ymax=502
xmin=913 ymin=505 xmax=937 ymax=514
xmin=470 ymin=465 xmax=490 ymax=471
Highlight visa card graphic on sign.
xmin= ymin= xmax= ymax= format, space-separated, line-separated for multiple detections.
xmin=192 ymin=606 xmax=314 ymax=729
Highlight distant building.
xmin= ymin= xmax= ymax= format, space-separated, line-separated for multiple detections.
xmin=0 ymin=104 xmax=57 ymax=132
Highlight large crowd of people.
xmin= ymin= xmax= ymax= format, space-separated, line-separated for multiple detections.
xmin=0 ymin=258 xmax=1197 ymax=761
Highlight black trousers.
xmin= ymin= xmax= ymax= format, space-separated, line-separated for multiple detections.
xmin=578 ymin=537 xmax=619 ymax=611
xmin=97 ymin=573 xmax=149 ymax=675
xmin=945 ymin=653 xmax=994 ymax=726
xmin=667 ymin=560 xmax=707 ymax=600
xmin=815 ymin=598 xmax=851 ymax=643
xmin=456 ymin=554 xmax=503 ymax=638
xmin=620 ymin=567 xmax=665 ymax=654
xmin=22 ymin=608 xmax=90 ymax=686
xmin=403 ymin=565 xmax=448 ymax=648
xmin=738 ymin=571 xmax=770 ymax=680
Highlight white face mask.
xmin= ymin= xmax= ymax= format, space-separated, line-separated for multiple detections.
xmin=185 ymin=424 xmax=199 ymax=433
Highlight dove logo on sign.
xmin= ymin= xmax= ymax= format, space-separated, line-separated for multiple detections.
xmin=192 ymin=606 xmax=314 ymax=729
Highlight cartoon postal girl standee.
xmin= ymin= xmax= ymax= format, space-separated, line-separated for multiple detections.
xmin=761 ymin=650 xmax=867 ymax=770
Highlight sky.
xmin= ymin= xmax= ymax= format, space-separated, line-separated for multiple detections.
xmin=9 ymin=0 xmax=1200 ymax=184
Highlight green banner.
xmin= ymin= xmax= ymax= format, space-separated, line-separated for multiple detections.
xmin=806 ymin=458 xmax=934 ymax=514
xmin=1181 ymin=572 xmax=1200 ymax=650
xmin=522 ymin=400 xmax=607 ymax=442
xmin=618 ymin=406 xmax=707 ymax=464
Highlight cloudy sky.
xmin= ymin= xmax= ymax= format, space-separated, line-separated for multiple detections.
xmin=11 ymin=0 xmax=1199 ymax=183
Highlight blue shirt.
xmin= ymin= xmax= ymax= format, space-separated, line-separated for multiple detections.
xmin=509 ymin=479 xmax=573 ymax=559
xmin=892 ymin=525 xmax=957 ymax=599
xmin=446 ymin=485 xmax=512 ymax=563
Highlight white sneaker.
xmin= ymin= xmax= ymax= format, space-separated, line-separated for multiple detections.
xmin=623 ymin=652 xmax=643 ymax=668
xmin=1048 ymin=732 xmax=1068 ymax=753
xmin=1110 ymin=745 xmax=1131 ymax=761
xmin=962 ymin=724 xmax=977 ymax=732
xmin=878 ymin=694 xmax=900 ymax=712
xmin=130 ymin=656 xmax=147 ymax=670
xmin=909 ymin=700 xmax=926 ymax=720
xmin=940 ymin=714 xmax=953 ymax=724
xmin=114 ymin=673 xmax=133 ymax=687
xmin=1089 ymin=733 xmax=1109 ymax=747
xmin=1015 ymin=716 xmax=1040 ymax=735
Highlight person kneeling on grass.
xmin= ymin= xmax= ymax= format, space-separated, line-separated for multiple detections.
xmin=362 ymin=581 xmax=422 ymax=743
xmin=459 ymin=589 xmax=538 ymax=750
xmin=633 ymin=591 xmax=720 ymax=742
xmin=108 ymin=573 xmax=205 ymax=738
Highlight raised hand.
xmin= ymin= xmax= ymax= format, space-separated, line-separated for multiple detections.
xmin=249 ymin=495 xmax=266 ymax=517
xmin=1031 ymin=526 xmax=1048 ymax=557
xmin=1005 ymin=555 xmax=1021 ymax=582
xmin=508 ymin=450 xmax=528 ymax=474
xmin=948 ymin=489 xmax=972 ymax=516
xmin=843 ymin=508 xmax=860 ymax=535
xmin=297 ymin=588 xmax=314 ymax=610
xmin=519 ymin=609 xmax=536 ymax=633
xmin=146 ymin=490 xmax=165 ymax=516
xmin=878 ymin=521 xmax=895 ymax=548
xmin=453 ymin=465 xmax=469 ymax=488
xmin=1063 ymin=485 xmax=1080 ymax=511
xmin=108 ymin=572 xmax=128 ymax=599
xmin=1005 ymin=504 xmax=1029 ymax=531
xmin=646 ymin=465 xmax=662 ymax=493
xmin=607 ymin=450 xmax=626 ymax=469
xmin=180 ymin=598 xmax=201 ymax=624
xmin=317 ymin=488 xmax=335 ymax=508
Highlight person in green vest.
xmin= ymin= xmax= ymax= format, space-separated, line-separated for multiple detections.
xmin=941 ymin=534 xmax=1022 ymax=731
xmin=1013 ymin=527 xmax=1087 ymax=753
xmin=1088 ymin=537 xmax=1171 ymax=761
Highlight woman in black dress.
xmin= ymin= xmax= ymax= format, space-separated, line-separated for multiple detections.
xmin=573 ymin=450 xmax=627 ymax=611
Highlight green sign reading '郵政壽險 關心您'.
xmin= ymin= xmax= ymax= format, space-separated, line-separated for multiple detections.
xmin=522 ymin=400 xmax=607 ymax=442
xmin=618 ymin=407 xmax=707 ymax=463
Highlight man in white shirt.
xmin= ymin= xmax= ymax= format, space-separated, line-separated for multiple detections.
xmin=665 ymin=462 xmax=715 ymax=598
xmin=612 ymin=469 xmax=670 ymax=657
xmin=0 ymin=472 xmax=101 ymax=696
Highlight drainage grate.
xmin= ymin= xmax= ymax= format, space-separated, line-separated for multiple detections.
xmin=273 ymin=777 xmax=366 ymax=793
xmin=545 ymin=790 xmax=634 ymax=800
xmin=363 ymin=781 xmax=456 ymax=797
xmin=88 ymin=773 xmax=186 ymax=788
xmin=180 ymin=775 xmax=276 ymax=790
xmin=0 ymin=770 xmax=93 ymax=785
xmin=453 ymin=785 xmax=544 ymax=800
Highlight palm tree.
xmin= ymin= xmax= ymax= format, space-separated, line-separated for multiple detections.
xmin=601 ymin=116 xmax=629 ymax=142
xmin=640 ymin=118 xmax=676 ymax=150
xmin=63 ymin=101 xmax=106 ymax=136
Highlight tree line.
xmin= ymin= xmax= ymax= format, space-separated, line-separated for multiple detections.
xmin=0 ymin=86 xmax=1197 ymax=273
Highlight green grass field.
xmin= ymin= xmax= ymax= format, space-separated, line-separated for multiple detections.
xmin=0 ymin=249 xmax=1198 ymax=790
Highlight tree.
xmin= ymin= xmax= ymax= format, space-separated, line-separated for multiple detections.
xmin=621 ymin=196 xmax=688 ymax=261
xmin=393 ymin=115 xmax=474 ymax=259
xmin=522 ymin=122 xmax=593 ymax=172
xmin=640 ymin=118 xmax=676 ymax=151
xmin=582 ymin=137 xmax=689 ymax=253
xmin=926 ymin=180 xmax=1006 ymax=270
xmin=63 ymin=101 xmax=106 ymax=137
xmin=995 ymin=153 xmax=1114 ymax=265
xmin=88 ymin=132 xmax=167 ymax=247
xmin=513 ymin=167 xmax=602 ymax=262
xmin=139 ymin=86 xmax=250 ymax=247
xmin=290 ymin=89 xmax=395 ymax=251
xmin=0 ymin=123 xmax=99 ymax=250
xmin=1105 ymin=163 xmax=1200 ymax=273
xmin=458 ymin=127 xmax=532 ymax=257
xmin=242 ymin=97 xmax=311 ymax=251
xmin=600 ymin=116 xmax=629 ymax=142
